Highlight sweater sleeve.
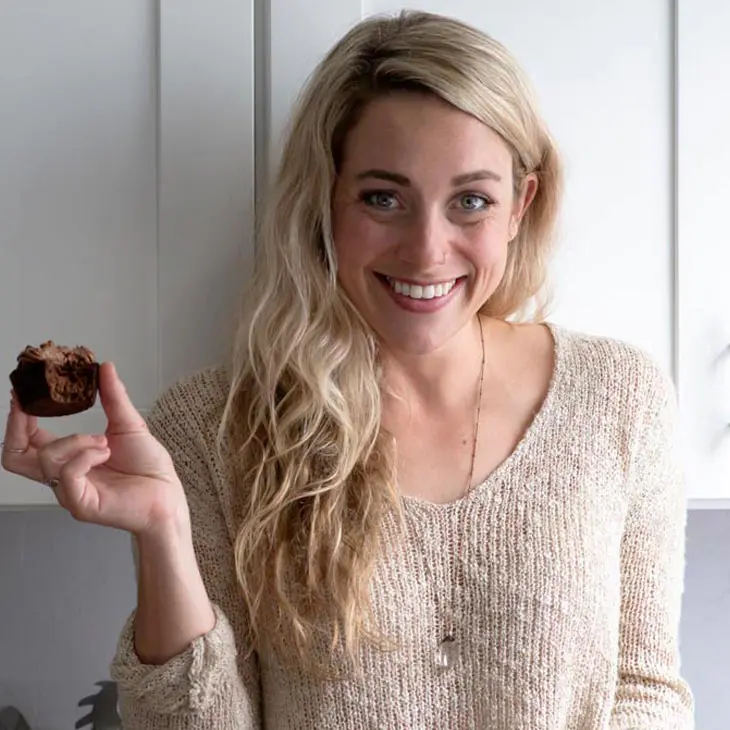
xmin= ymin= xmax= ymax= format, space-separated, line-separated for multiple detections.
xmin=609 ymin=360 xmax=695 ymax=729
xmin=109 ymin=378 xmax=262 ymax=729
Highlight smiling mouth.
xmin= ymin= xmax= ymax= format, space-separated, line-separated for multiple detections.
xmin=375 ymin=273 xmax=466 ymax=300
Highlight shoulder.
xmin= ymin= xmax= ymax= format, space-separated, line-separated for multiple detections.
xmin=145 ymin=365 xmax=230 ymax=449
xmin=544 ymin=323 xmax=679 ymax=488
xmin=144 ymin=365 xmax=239 ymax=520
xmin=548 ymin=321 xmax=676 ymax=413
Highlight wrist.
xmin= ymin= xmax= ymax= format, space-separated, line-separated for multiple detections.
xmin=135 ymin=508 xmax=192 ymax=553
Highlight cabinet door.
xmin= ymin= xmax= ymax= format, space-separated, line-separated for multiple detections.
xmin=0 ymin=1 xmax=255 ymax=507
xmin=266 ymin=2 xmax=690 ymax=464
xmin=677 ymin=0 xmax=730 ymax=505
xmin=267 ymin=0 xmax=673 ymax=369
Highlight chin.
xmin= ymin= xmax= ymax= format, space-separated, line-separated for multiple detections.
xmin=369 ymin=317 xmax=462 ymax=356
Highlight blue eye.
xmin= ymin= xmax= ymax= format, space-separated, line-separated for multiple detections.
xmin=459 ymin=194 xmax=492 ymax=211
xmin=360 ymin=191 xmax=399 ymax=210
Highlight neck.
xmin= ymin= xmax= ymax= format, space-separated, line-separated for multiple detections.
xmin=380 ymin=316 xmax=488 ymax=416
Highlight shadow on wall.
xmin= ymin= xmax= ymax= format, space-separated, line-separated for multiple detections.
xmin=0 ymin=680 xmax=121 ymax=730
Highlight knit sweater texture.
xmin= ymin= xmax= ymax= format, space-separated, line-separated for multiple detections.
xmin=110 ymin=322 xmax=695 ymax=729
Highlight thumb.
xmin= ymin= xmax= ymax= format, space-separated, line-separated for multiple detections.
xmin=98 ymin=362 xmax=147 ymax=433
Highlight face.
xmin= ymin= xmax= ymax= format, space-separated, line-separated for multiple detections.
xmin=331 ymin=92 xmax=537 ymax=355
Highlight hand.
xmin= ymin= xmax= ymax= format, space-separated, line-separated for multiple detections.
xmin=1 ymin=362 xmax=189 ymax=537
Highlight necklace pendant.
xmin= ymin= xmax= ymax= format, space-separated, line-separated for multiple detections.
xmin=435 ymin=634 xmax=459 ymax=670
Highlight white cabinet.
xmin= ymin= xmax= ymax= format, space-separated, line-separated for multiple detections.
xmin=265 ymin=0 xmax=726 ymax=506
xmin=1 ymin=2 xmax=157 ymax=507
xmin=0 ymin=1 xmax=254 ymax=507
xmin=677 ymin=0 xmax=730 ymax=505
xmin=366 ymin=0 xmax=674 ymax=366
xmin=268 ymin=0 xmax=674 ymax=369
xmin=1 ymin=1 xmax=726 ymax=506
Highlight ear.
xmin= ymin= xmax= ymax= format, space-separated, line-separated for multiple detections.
xmin=509 ymin=172 xmax=539 ymax=241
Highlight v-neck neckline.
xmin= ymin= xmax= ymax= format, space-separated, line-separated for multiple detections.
xmin=400 ymin=320 xmax=565 ymax=514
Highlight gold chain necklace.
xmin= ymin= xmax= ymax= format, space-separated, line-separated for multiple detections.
xmin=402 ymin=315 xmax=486 ymax=672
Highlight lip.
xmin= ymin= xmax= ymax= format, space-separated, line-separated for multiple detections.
xmin=374 ymin=272 xmax=465 ymax=313
xmin=377 ymin=273 xmax=463 ymax=287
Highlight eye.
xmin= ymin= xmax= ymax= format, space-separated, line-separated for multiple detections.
xmin=359 ymin=190 xmax=400 ymax=210
xmin=456 ymin=193 xmax=493 ymax=211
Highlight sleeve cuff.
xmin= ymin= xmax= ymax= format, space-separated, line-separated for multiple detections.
xmin=110 ymin=603 xmax=239 ymax=714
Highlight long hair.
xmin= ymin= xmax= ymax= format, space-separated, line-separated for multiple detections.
xmin=218 ymin=10 xmax=563 ymax=675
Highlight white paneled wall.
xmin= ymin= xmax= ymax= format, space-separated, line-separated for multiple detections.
xmin=0 ymin=2 xmax=158 ymax=506
xmin=247 ymin=0 xmax=730 ymax=504
xmin=362 ymin=0 xmax=674 ymax=370
xmin=1 ymin=1 xmax=728 ymax=505
xmin=0 ymin=1 xmax=254 ymax=507
xmin=677 ymin=0 xmax=730 ymax=504
xmin=157 ymin=1 xmax=255 ymax=388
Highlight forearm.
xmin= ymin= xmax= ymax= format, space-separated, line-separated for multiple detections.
xmin=112 ymin=531 xmax=260 ymax=724
xmin=110 ymin=380 xmax=262 ymax=725
xmin=133 ymin=517 xmax=216 ymax=665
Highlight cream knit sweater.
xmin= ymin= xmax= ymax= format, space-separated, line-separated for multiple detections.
xmin=110 ymin=322 xmax=695 ymax=729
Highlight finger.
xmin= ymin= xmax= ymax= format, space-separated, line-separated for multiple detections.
xmin=2 ymin=391 xmax=57 ymax=474
xmin=8 ymin=390 xmax=57 ymax=448
xmin=54 ymin=446 xmax=111 ymax=517
xmin=37 ymin=433 xmax=108 ymax=482
xmin=98 ymin=362 xmax=147 ymax=435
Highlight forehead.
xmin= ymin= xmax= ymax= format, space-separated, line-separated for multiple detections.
xmin=340 ymin=92 xmax=514 ymax=177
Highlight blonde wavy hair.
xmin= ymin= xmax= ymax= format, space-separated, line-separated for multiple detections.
xmin=219 ymin=9 xmax=562 ymax=676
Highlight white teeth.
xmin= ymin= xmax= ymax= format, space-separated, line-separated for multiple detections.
xmin=386 ymin=277 xmax=457 ymax=300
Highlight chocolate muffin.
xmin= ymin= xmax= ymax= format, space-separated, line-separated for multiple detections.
xmin=9 ymin=341 xmax=100 ymax=417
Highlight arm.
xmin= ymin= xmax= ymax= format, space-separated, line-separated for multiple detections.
xmin=133 ymin=520 xmax=216 ymax=667
xmin=110 ymin=380 xmax=262 ymax=729
xmin=609 ymin=362 xmax=694 ymax=729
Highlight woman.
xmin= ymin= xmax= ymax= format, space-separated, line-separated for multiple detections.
xmin=1 ymin=10 xmax=694 ymax=729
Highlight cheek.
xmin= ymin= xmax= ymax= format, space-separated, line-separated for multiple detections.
xmin=333 ymin=208 xmax=391 ymax=267
xmin=463 ymin=218 xmax=511 ymax=265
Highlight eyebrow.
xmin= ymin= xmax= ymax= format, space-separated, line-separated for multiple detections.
xmin=354 ymin=168 xmax=502 ymax=186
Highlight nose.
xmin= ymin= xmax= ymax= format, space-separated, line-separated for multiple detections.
xmin=395 ymin=209 xmax=450 ymax=269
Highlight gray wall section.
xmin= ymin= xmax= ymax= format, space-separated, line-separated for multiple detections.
xmin=682 ymin=510 xmax=730 ymax=729
xmin=0 ymin=509 xmax=728 ymax=729
xmin=0 ymin=510 xmax=136 ymax=730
